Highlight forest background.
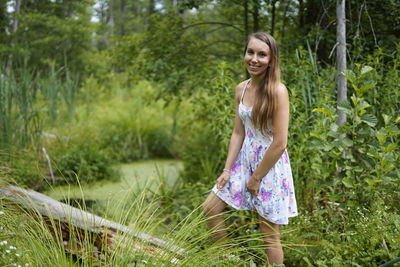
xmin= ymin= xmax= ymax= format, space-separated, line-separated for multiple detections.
xmin=0 ymin=0 xmax=399 ymax=266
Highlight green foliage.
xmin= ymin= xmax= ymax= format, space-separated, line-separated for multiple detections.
xmin=309 ymin=63 xmax=399 ymax=207
xmin=0 ymin=150 xmax=45 ymax=188
xmin=285 ymin=202 xmax=400 ymax=266
xmin=53 ymin=141 xmax=117 ymax=185
xmin=3 ymin=0 xmax=93 ymax=74
xmin=44 ymin=79 xmax=178 ymax=186
xmin=178 ymin=62 xmax=238 ymax=184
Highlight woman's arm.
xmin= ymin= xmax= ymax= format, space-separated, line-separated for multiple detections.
xmin=247 ymin=83 xmax=289 ymax=195
xmin=216 ymin=82 xmax=246 ymax=190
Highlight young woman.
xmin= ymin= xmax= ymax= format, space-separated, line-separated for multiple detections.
xmin=201 ymin=32 xmax=298 ymax=264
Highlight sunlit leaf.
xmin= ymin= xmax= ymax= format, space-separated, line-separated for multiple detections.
xmin=342 ymin=177 xmax=354 ymax=188
xmin=342 ymin=69 xmax=356 ymax=83
xmin=312 ymin=108 xmax=332 ymax=116
xmin=382 ymin=114 xmax=391 ymax=126
xmin=360 ymin=65 xmax=374 ymax=75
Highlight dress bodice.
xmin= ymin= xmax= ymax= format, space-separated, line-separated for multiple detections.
xmin=239 ymin=80 xmax=274 ymax=145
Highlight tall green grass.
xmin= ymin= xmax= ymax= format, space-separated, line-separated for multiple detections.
xmin=0 ymin=64 xmax=80 ymax=151
xmin=0 ymin=66 xmax=41 ymax=150
xmin=0 ymin=175 xmax=285 ymax=266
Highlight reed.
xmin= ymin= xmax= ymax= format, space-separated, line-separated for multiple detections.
xmin=0 ymin=65 xmax=42 ymax=150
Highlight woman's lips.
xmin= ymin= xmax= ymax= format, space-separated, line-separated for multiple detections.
xmin=248 ymin=65 xmax=260 ymax=70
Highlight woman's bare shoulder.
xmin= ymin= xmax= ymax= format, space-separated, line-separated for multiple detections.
xmin=234 ymin=79 xmax=250 ymax=98
xmin=275 ymin=82 xmax=289 ymax=98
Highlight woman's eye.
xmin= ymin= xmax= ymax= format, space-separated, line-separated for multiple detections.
xmin=247 ymin=50 xmax=254 ymax=54
xmin=259 ymin=53 xmax=266 ymax=57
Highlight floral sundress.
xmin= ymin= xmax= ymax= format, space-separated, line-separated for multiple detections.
xmin=212 ymin=79 xmax=298 ymax=225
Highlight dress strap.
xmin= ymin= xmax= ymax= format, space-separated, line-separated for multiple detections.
xmin=240 ymin=79 xmax=251 ymax=103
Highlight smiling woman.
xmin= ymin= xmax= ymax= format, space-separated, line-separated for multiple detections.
xmin=201 ymin=32 xmax=298 ymax=265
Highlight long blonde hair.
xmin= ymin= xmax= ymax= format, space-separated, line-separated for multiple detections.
xmin=244 ymin=32 xmax=281 ymax=135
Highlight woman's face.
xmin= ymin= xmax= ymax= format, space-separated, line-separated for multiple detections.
xmin=244 ymin=37 xmax=271 ymax=77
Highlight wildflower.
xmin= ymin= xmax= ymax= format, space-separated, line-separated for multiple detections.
xmin=16 ymin=253 xmax=20 ymax=257
xmin=0 ymin=240 xmax=8 ymax=245
xmin=0 ymin=211 xmax=4 ymax=215
xmin=6 ymin=249 xmax=10 ymax=253
xmin=9 ymin=245 xmax=16 ymax=249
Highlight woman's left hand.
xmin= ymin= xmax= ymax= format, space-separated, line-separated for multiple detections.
xmin=247 ymin=177 xmax=261 ymax=196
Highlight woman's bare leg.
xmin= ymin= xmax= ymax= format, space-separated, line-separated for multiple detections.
xmin=201 ymin=191 xmax=228 ymax=242
xmin=259 ymin=216 xmax=283 ymax=264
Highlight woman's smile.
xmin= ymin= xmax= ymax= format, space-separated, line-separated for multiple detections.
xmin=244 ymin=37 xmax=271 ymax=77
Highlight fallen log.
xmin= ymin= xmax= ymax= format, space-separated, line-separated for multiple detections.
xmin=0 ymin=184 xmax=185 ymax=263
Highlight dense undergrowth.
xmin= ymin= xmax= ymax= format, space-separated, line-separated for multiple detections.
xmin=0 ymin=45 xmax=399 ymax=265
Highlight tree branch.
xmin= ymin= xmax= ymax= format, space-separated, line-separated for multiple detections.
xmin=182 ymin=22 xmax=243 ymax=33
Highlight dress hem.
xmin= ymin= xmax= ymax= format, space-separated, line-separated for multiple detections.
xmin=212 ymin=188 xmax=298 ymax=225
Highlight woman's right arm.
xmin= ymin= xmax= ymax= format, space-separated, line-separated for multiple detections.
xmin=216 ymin=82 xmax=246 ymax=190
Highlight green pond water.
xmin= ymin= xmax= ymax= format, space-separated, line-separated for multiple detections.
xmin=45 ymin=159 xmax=183 ymax=204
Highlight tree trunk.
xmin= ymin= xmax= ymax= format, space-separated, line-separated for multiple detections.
xmin=281 ymin=0 xmax=291 ymax=42
xmin=244 ymin=0 xmax=249 ymax=39
xmin=336 ymin=0 xmax=347 ymax=125
xmin=252 ymin=0 xmax=259 ymax=32
xmin=146 ymin=0 xmax=155 ymax=30
xmin=271 ymin=0 xmax=277 ymax=36
xmin=6 ymin=0 xmax=21 ymax=74
xmin=108 ymin=0 xmax=114 ymax=37
xmin=120 ymin=0 xmax=126 ymax=36
xmin=299 ymin=0 xmax=304 ymax=29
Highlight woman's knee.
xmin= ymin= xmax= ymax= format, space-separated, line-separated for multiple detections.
xmin=259 ymin=219 xmax=281 ymax=243
xmin=201 ymin=193 xmax=225 ymax=216
xmin=201 ymin=200 xmax=218 ymax=216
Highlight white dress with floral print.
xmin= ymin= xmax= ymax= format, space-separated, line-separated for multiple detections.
xmin=212 ymin=80 xmax=298 ymax=225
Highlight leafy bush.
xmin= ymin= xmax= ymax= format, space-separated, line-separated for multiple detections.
xmin=52 ymin=141 xmax=118 ymax=185
xmin=285 ymin=202 xmax=400 ymax=266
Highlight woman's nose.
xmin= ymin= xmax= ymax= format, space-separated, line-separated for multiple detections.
xmin=251 ymin=55 xmax=258 ymax=63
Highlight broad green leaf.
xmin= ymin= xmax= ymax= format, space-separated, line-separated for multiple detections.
xmin=382 ymin=114 xmax=391 ymax=126
xmin=337 ymin=100 xmax=353 ymax=115
xmin=383 ymin=143 xmax=397 ymax=153
xmin=376 ymin=130 xmax=387 ymax=145
xmin=342 ymin=137 xmax=354 ymax=147
xmin=323 ymin=143 xmax=335 ymax=151
xmin=361 ymin=114 xmax=377 ymax=127
xmin=395 ymin=115 xmax=400 ymax=124
xmin=365 ymin=178 xmax=382 ymax=186
xmin=342 ymin=69 xmax=356 ymax=83
xmin=352 ymin=84 xmax=362 ymax=97
xmin=342 ymin=177 xmax=354 ymax=188
xmin=355 ymin=99 xmax=371 ymax=113
xmin=360 ymin=84 xmax=375 ymax=93
xmin=330 ymin=123 xmax=339 ymax=132
xmin=312 ymin=108 xmax=332 ymax=116
xmin=360 ymin=65 xmax=374 ymax=75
